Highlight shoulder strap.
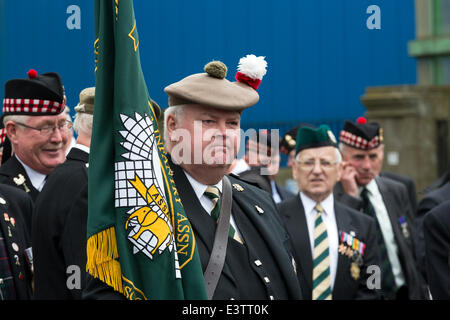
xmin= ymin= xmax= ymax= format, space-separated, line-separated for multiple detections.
xmin=203 ymin=175 xmax=232 ymax=300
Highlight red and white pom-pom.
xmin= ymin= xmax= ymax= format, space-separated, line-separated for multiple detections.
xmin=235 ymin=54 xmax=267 ymax=90
xmin=27 ymin=69 xmax=38 ymax=79
xmin=356 ymin=117 xmax=367 ymax=124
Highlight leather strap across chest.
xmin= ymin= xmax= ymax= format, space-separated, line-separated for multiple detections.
xmin=203 ymin=175 xmax=232 ymax=300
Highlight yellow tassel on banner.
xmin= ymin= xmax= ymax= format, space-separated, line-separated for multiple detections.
xmin=86 ymin=226 xmax=124 ymax=294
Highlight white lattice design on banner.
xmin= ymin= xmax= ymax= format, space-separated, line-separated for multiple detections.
xmin=113 ymin=112 xmax=180 ymax=277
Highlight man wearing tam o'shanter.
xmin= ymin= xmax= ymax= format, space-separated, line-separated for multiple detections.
xmin=84 ymin=55 xmax=303 ymax=300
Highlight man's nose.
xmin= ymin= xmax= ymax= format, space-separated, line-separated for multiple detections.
xmin=49 ymin=126 xmax=64 ymax=142
xmin=216 ymin=121 xmax=228 ymax=135
xmin=361 ymin=156 xmax=371 ymax=169
xmin=311 ymin=160 xmax=323 ymax=174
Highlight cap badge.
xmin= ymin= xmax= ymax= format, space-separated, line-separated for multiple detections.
xmin=327 ymin=130 xmax=337 ymax=144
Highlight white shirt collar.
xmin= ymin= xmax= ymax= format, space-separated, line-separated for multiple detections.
xmin=359 ymin=178 xmax=377 ymax=196
xmin=300 ymin=191 xmax=334 ymax=216
xmin=270 ymin=180 xmax=282 ymax=203
xmin=15 ymin=155 xmax=47 ymax=191
xmin=183 ymin=170 xmax=222 ymax=200
xmin=72 ymin=143 xmax=90 ymax=154
xmin=230 ymin=158 xmax=251 ymax=175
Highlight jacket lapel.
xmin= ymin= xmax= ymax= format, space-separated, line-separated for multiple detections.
xmin=0 ymin=199 xmax=32 ymax=299
xmin=231 ymin=186 xmax=302 ymax=299
xmin=333 ymin=201 xmax=354 ymax=296
xmin=169 ymin=159 xmax=215 ymax=250
xmin=375 ymin=178 xmax=408 ymax=259
xmin=280 ymin=196 xmax=313 ymax=293
xmin=0 ymin=157 xmax=39 ymax=201
xmin=375 ymin=177 xmax=404 ymax=243
xmin=375 ymin=177 xmax=394 ymax=218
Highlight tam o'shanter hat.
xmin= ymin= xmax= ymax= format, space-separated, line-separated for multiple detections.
xmin=164 ymin=54 xmax=267 ymax=110
xmin=295 ymin=124 xmax=338 ymax=155
xmin=74 ymin=87 xmax=95 ymax=115
xmin=339 ymin=117 xmax=383 ymax=150
xmin=3 ymin=69 xmax=65 ymax=116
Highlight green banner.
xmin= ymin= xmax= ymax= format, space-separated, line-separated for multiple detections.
xmin=86 ymin=0 xmax=207 ymax=300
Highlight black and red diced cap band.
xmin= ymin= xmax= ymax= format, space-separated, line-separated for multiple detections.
xmin=339 ymin=117 xmax=383 ymax=150
xmin=2 ymin=69 xmax=65 ymax=116
xmin=0 ymin=128 xmax=6 ymax=145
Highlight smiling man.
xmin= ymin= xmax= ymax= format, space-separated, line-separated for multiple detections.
xmin=0 ymin=69 xmax=69 ymax=202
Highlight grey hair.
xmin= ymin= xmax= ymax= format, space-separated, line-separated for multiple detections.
xmin=163 ymin=105 xmax=187 ymax=146
xmin=73 ymin=112 xmax=93 ymax=136
xmin=335 ymin=148 xmax=342 ymax=163
xmin=2 ymin=114 xmax=30 ymax=127
xmin=338 ymin=142 xmax=347 ymax=155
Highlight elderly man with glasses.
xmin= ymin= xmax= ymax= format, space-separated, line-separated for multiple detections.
xmin=277 ymin=124 xmax=380 ymax=300
xmin=0 ymin=69 xmax=70 ymax=203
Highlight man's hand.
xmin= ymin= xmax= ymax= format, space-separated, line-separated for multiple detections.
xmin=340 ymin=161 xmax=359 ymax=198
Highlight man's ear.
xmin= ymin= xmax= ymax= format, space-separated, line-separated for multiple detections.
xmin=291 ymin=160 xmax=298 ymax=180
xmin=5 ymin=121 xmax=20 ymax=144
xmin=166 ymin=114 xmax=178 ymax=141
xmin=336 ymin=161 xmax=344 ymax=181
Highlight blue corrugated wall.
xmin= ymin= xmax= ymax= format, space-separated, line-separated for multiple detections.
xmin=0 ymin=0 xmax=416 ymax=137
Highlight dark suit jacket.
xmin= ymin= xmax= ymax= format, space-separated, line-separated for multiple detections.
xmin=334 ymin=177 xmax=426 ymax=299
xmin=83 ymin=158 xmax=302 ymax=300
xmin=32 ymin=147 xmax=89 ymax=300
xmin=278 ymin=195 xmax=380 ymax=300
xmin=380 ymin=171 xmax=417 ymax=215
xmin=166 ymin=160 xmax=302 ymax=300
xmin=0 ymin=184 xmax=34 ymax=299
xmin=238 ymin=166 xmax=295 ymax=202
xmin=0 ymin=155 xmax=40 ymax=203
xmin=423 ymin=200 xmax=450 ymax=300
xmin=275 ymin=183 xmax=296 ymax=202
xmin=415 ymin=176 xmax=450 ymax=281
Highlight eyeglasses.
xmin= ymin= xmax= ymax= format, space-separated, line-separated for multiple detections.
xmin=15 ymin=120 xmax=73 ymax=136
xmin=296 ymin=159 xmax=338 ymax=171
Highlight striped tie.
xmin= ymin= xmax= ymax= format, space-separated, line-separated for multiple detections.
xmin=360 ymin=188 xmax=397 ymax=299
xmin=204 ymin=186 xmax=242 ymax=243
xmin=204 ymin=186 xmax=221 ymax=221
xmin=312 ymin=203 xmax=332 ymax=300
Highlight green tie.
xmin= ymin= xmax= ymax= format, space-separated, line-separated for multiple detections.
xmin=312 ymin=203 xmax=332 ymax=300
xmin=204 ymin=186 xmax=244 ymax=243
